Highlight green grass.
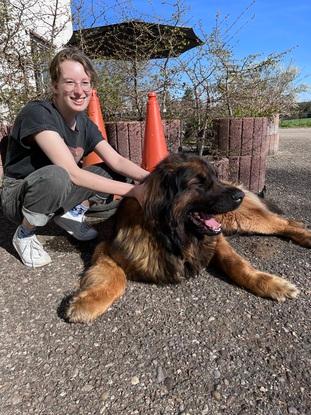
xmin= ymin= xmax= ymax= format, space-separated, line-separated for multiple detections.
xmin=280 ymin=118 xmax=311 ymax=128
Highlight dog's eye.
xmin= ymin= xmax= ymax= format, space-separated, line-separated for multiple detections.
xmin=188 ymin=175 xmax=206 ymax=187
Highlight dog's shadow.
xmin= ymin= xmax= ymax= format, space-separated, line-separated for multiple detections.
xmin=206 ymin=264 xmax=234 ymax=287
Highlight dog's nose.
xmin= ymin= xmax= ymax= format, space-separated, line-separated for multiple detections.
xmin=232 ymin=190 xmax=245 ymax=203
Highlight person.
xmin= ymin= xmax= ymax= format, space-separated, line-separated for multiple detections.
xmin=1 ymin=47 xmax=149 ymax=268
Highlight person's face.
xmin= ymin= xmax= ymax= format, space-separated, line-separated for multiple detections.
xmin=52 ymin=60 xmax=92 ymax=115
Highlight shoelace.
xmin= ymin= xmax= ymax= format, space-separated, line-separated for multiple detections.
xmin=67 ymin=205 xmax=95 ymax=236
xmin=70 ymin=205 xmax=87 ymax=217
xmin=20 ymin=236 xmax=45 ymax=265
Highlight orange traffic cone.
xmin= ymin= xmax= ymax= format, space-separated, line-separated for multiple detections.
xmin=83 ymin=89 xmax=107 ymax=167
xmin=142 ymin=92 xmax=169 ymax=172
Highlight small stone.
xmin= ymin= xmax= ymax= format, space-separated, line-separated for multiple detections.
xmin=202 ymin=406 xmax=209 ymax=415
xmin=288 ymin=407 xmax=298 ymax=414
xmin=81 ymin=384 xmax=94 ymax=392
xmin=212 ymin=390 xmax=221 ymax=400
xmin=179 ymin=403 xmax=185 ymax=412
xmin=157 ymin=366 xmax=166 ymax=383
xmin=101 ymin=391 xmax=109 ymax=401
xmin=131 ymin=376 xmax=140 ymax=385
xmin=164 ymin=377 xmax=174 ymax=390
xmin=71 ymin=368 xmax=79 ymax=379
xmin=214 ymin=369 xmax=221 ymax=379
xmin=11 ymin=395 xmax=22 ymax=405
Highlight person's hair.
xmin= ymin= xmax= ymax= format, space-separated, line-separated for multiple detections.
xmin=49 ymin=47 xmax=98 ymax=85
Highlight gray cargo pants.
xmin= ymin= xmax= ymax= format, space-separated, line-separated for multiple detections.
xmin=1 ymin=164 xmax=126 ymax=226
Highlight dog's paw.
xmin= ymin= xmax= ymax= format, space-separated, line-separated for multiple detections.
xmin=288 ymin=220 xmax=311 ymax=248
xmin=66 ymin=293 xmax=97 ymax=324
xmin=293 ymin=231 xmax=311 ymax=248
xmin=256 ymin=273 xmax=299 ymax=302
xmin=300 ymin=235 xmax=311 ymax=249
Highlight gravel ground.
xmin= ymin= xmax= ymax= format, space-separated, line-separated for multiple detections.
xmin=0 ymin=128 xmax=310 ymax=415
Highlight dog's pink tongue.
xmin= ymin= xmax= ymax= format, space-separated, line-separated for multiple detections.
xmin=204 ymin=217 xmax=221 ymax=231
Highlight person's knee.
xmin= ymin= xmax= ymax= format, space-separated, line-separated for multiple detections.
xmin=47 ymin=165 xmax=71 ymax=191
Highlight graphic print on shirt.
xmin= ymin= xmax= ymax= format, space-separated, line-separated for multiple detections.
xmin=68 ymin=146 xmax=84 ymax=164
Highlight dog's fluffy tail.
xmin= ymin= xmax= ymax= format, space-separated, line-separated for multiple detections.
xmin=66 ymin=243 xmax=127 ymax=323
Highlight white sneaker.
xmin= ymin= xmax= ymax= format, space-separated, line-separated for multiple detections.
xmin=54 ymin=204 xmax=98 ymax=241
xmin=13 ymin=226 xmax=52 ymax=268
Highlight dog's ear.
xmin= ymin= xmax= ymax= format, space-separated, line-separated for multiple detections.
xmin=143 ymin=163 xmax=182 ymax=221
xmin=144 ymin=153 xmax=191 ymax=209
xmin=142 ymin=159 xmax=188 ymax=255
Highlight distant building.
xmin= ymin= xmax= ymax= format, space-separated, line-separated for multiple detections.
xmin=0 ymin=0 xmax=73 ymax=121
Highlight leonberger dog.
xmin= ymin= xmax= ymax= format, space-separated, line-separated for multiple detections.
xmin=66 ymin=154 xmax=311 ymax=323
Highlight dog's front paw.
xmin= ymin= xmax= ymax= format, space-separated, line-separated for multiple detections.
xmin=66 ymin=292 xmax=98 ymax=324
xmin=255 ymin=273 xmax=299 ymax=302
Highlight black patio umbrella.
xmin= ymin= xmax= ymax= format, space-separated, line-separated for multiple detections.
xmin=68 ymin=20 xmax=203 ymax=60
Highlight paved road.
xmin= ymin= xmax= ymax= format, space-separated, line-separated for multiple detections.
xmin=1 ymin=128 xmax=310 ymax=415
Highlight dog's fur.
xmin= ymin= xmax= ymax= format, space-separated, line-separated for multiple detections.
xmin=66 ymin=154 xmax=311 ymax=323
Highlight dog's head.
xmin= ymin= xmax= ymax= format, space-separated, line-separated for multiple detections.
xmin=143 ymin=153 xmax=244 ymax=254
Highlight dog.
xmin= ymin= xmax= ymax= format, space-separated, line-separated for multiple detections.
xmin=66 ymin=153 xmax=311 ymax=323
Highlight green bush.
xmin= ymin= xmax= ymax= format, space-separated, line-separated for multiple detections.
xmin=280 ymin=118 xmax=311 ymax=128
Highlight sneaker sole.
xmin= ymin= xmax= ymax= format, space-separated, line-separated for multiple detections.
xmin=54 ymin=217 xmax=98 ymax=241
xmin=61 ymin=229 xmax=98 ymax=241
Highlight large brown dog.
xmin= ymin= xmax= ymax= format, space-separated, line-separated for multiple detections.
xmin=66 ymin=154 xmax=311 ymax=323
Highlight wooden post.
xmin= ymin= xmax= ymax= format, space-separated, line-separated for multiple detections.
xmin=267 ymin=114 xmax=280 ymax=155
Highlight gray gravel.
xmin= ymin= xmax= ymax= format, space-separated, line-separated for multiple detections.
xmin=1 ymin=128 xmax=310 ymax=415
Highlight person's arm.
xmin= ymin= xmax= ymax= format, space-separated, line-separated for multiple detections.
xmin=33 ymin=130 xmax=145 ymax=202
xmin=94 ymin=139 xmax=149 ymax=182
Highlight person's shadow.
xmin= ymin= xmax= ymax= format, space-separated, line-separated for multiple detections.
xmin=0 ymin=204 xmax=20 ymax=255
xmin=0 ymin=201 xmax=115 ymax=321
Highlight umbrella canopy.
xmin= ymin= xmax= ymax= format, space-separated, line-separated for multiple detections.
xmin=68 ymin=20 xmax=203 ymax=60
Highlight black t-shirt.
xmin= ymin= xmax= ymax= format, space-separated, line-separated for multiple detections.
xmin=4 ymin=100 xmax=103 ymax=179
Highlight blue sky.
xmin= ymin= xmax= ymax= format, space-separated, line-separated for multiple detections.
xmin=76 ymin=0 xmax=311 ymax=101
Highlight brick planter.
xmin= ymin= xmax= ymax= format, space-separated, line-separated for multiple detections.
xmin=205 ymin=156 xmax=230 ymax=182
xmin=211 ymin=117 xmax=269 ymax=193
xmin=105 ymin=119 xmax=181 ymax=166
